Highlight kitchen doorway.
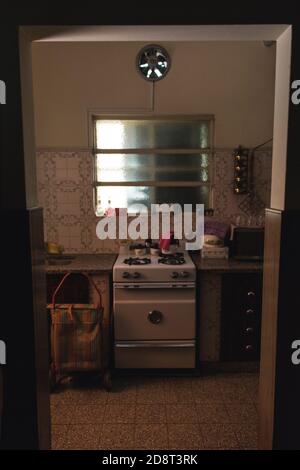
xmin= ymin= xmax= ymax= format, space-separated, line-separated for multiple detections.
xmin=17 ymin=24 xmax=293 ymax=450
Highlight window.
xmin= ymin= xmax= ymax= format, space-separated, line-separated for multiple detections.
xmin=93 ymin=116 xmax=213 ymax=215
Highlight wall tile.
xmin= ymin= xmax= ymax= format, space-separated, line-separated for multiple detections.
xmin=37 ymin=149 xmax=272 ymax=253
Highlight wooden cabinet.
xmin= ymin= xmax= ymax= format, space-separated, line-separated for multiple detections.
xmin=221 ymin=273 xmax=263 ymax=361
xmin=46 ymin=273 xmax=89 ymax=303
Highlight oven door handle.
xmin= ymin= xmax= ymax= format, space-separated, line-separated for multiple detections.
xmin=114 ymin=282 xmax=195 ymax=289
xmin=115 ymin=341 xmax=195 ymax=348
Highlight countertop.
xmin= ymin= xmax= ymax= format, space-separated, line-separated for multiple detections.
xmin=45 ymin=254 xmax=117 ymax=274
xmin=191 ymin=253 xmax=263 ymax=273
xmin=45 ymin=252 xmax=263 ymax=274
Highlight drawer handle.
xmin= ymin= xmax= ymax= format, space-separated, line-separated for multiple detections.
xmin=245 ymin=344 xmax=254 ymax=352
xmin=246 ymin=309 xmax=254 ymax=315
xmin=148 ymin=310 xmax=163 ymax=324
xmin=245 ymin=327 xmax=254 ymax=334
xmin=247 ymin=291 xmax=256 ymax=297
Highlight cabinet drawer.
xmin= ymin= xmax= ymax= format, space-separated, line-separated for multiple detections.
xmin=221 ymin=273 xmax=263 ymax=362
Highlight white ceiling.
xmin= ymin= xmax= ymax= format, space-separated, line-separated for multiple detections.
xmin=31 ymin=25 xmax=290 ymax=42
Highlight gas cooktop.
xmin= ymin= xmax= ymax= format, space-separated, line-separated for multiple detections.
xmin=114 ymin=251 xmax=196 ymax=283
xmin=158 ymin=253 xmax=185 ymax=265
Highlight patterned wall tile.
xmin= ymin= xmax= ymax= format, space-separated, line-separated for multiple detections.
xmin=36 ymin=148 xmax=272 ymax=253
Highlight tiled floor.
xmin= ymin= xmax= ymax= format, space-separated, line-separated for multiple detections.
xmin=51 ymin=373 xmax=259 ymax=450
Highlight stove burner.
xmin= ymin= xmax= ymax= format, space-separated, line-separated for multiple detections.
xmin=124 ymin=257 xmax=151 ymax=266
xmin=158 ymin=253 xmax=185 ymax=265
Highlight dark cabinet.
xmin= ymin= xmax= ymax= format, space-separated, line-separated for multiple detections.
xmin=46 ymin=273 xmax=89 ymax=304
xmin=221 ymin=273 xmax=263 ymax=361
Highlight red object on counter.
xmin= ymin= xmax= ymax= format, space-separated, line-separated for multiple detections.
xmin=159 ymin=231 xmax=174 ymax=251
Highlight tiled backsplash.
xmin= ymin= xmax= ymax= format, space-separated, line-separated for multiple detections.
xmin=36 ymin=149 xmax=272 ymax=253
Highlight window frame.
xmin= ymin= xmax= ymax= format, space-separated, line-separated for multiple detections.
xmin=92 ymin=114 xmax=215 ymax=215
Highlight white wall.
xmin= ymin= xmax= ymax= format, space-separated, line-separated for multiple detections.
xmin=31 ymin=41 xmax=276 ymax=149
xmin=270 ymin=27 xmax=292 ymax=210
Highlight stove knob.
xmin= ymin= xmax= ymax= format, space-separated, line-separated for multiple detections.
xmin=180 ymin=271 xmax=189 ymax=278
xmin=133 ymin=272 xmax=141 ymax=279
xmin=171 ymin=272 xmax=179 ymax=279
xmin=122 ymin=271 xmax=130 ymax=279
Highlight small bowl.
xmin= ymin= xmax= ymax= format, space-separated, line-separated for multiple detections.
xmin=134 ymin=248 xmax=147 ymax=256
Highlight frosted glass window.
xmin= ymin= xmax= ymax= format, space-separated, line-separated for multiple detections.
xmin=93 ymin=117 xmax=213 ymax=215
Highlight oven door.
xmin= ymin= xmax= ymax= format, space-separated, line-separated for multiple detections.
xmin=114 ymin=282 xmax=195 ymax=341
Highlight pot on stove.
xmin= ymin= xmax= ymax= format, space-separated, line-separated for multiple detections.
xmin=130 ymin=243 xmax=147 ymax=256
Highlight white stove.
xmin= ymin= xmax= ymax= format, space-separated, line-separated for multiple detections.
xmin=113 ymin=252 xmax=196 ymax=283
xmin=113 ymin=251 xmax=196 ymax=369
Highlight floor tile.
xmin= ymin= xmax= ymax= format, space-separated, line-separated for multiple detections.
xmin=135 ymin=423 xmax=169 ymax=450
xmin=103 ymin=404 xmax=136 ymax=423
xmin=168 ymin=424 xmax=204 ymax=450
xmin=166 ymin=404 xmax=198 ymax=424
xmin=192 ymin=376 xmax=220 ymax=393
xmin=106 ymin=379 xmax=137 ymax=403
xmin=243 ymin=379 xmax=259 ymax=403
xmin=69 ymin=404 xmax=105 ymax=424
xmin=239 ymin=374 xmax=259 ymax=388
xmin=51 ymin=387 xmax=108 ymax=405
xmin=51 ymin=425 xmax=70 ymax=450
xmin=233 ymin=423 xmax=258 ymax=449
xmin=165 ymin=377 xmax=194 ymax=389
xmin=99 ymin=424 xmax=135 ymax=450
xmin=137 ymin=377 xmax=167 ymax=390
xmin=196 ymin=403 xmax=230 ymax=424
xmin=192 ymin=389 xmax=223 ymax=404
xmin=136 ymin=404 xmax=167 ymax=423
xmin=109 ymin=376 xmax=138 ymax=392
xmin=192 ymin=377 xmax=222 ymax=403
xmin=50 ymin=372 xmax=260 ymax=450
xmin=225 ymin=403 xmax=258 ymax=424
xmin=51 ymin=404 xmax=73 ymax=425
xmin=136 ymin=388 xmax=167 ymax=404
xmin=200 ymin=423 xmax=240 ymax=449
xmin=64 ymin=424 xmax=102 ymax=450
xmin=167 ymin=388 xmax=195 ymax=403
xmin=221 ymin=385 xmax=253 ymax=403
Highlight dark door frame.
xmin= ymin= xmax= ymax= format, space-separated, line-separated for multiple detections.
xmin=1 ymin=8 xmax=300 ymax=450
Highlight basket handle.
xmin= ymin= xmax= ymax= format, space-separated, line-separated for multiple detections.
xmin=51 ymin=271 xmax=103 ymax=310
